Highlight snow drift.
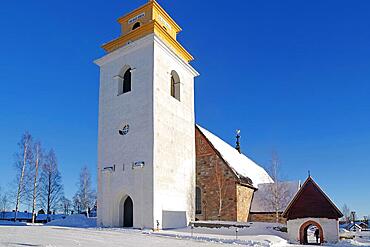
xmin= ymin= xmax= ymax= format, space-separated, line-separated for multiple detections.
xmin=46 ymin=214 xmax=96 ymax=228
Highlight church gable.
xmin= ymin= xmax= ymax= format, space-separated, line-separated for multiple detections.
xmin=196 ymin=127 xmax=240 ymax=180
xmin=195 ymin=126 xmax=241 ymax=181
xmin=283 ymin=177 xmax=343 ymax=220
xmin=196 ymin=125 xmax=273 ymax=187
xmin=195 ymin=125 xmax=274 ymax=222
xmin=195 ymin=126 xmax=216 ymax=157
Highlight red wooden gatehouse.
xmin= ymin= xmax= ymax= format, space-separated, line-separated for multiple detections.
xmin=283 ymin=176 xmax=343 ymax=244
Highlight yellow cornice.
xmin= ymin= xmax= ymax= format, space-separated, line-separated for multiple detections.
xmin=151 ymin=0 xmax=182 ymax=33
xmin=102 ymin=21 xmax=154 ymax=52
xmin=116 ymin=0 xmax=181 ymax=33
xmin=117 ymin=1 xmax=151 ymax=24
xmin=153 ymin=21 xmax=192 ymax=61
xmin=101 ymin=20 xmax=193 ymax=63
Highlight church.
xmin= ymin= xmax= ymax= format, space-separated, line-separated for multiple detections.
xmin=95 ymin=1 xmax=341 ymax=234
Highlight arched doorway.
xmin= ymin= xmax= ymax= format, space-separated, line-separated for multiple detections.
xmin=299 ymin=220 xmax=324 ymax=245
xmin=123 ymin=196 xmax=133 ymax=227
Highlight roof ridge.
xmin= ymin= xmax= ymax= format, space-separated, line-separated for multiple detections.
xmin=196 ymin=124 xmax=273 ymax=187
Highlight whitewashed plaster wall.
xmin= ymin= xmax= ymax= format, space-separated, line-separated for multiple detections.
xmin=96 ymin=35 xmax=155 ymax=229
xmin=95 ymin=34 xmax=199 ymax=229
xmin=287 ymin=217 xmax=340 ymax=244
xmin=152 ymin=36 xmax=199 ymax=229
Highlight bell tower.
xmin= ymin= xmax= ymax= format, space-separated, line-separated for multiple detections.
xmin=95 ymin=0 xmax=199 ymax=229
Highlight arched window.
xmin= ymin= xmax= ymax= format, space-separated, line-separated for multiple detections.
xmin=132 ymin=22 xmax=141 ymax=30
xmin=118 ymin=67 xmax=131 ymax=95
xmin=170 ymin=70 xmax=180 ymax=101
xmin=195 ymin=187 xmax=202 ymax=214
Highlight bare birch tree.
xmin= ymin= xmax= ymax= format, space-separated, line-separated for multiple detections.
xmin=14 ymin=132 xmax=33 ymax=221
xmin=0 ymin=187 xmax=9 ymax=220
xmin=60 ymin=197 xmax=71 ymax=215
xmin=1 ymin=195 xmax=9 ymax=219
xmin=31 ymin=142 xmax=42 ymax=223
xmin=1 ymin=194 xmax=9 ymax=212
xmin=73 ymin=194 xmax=81 ymax=214
xmin=214 ymin=161 xmax=227 ymax=220
xmin=39 ymin=149 xmax=64 ymax=220
xmin=342 ymin=204 xmax=351 ymax=223
xmin=75 ymin=166 xmax=95 ymax=217
xmin=264 ymin=152 xmax=291 ymax=223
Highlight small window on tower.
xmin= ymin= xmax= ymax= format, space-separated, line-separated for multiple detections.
xmin=118 ymin=67 xmax=132 ymax=95
xmin=170 ymin=70 xmax=180 ymax=101
xmin=132 ymin=22 xmax=141 ymax=30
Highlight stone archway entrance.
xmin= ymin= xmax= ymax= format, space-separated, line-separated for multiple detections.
xmin=120 ymin=196 xmax=133 ymax=227
xmin=299 ymin=220 xmax=324 ymax=245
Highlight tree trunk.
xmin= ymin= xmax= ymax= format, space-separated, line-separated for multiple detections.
xmin=47 ymin=173 xmax=51 ymax=221
xmin=218 ymin=196 xmax=222 ymax=220
xmin=214 ymin=161 xmax=225 ymax=221
xmin=276 ymin=210 xmax=279 ymax=223
xmin=31 ymin=146 xmax=40 ymax=223
xmin=15 ymin=143 xmax=28 ymax=222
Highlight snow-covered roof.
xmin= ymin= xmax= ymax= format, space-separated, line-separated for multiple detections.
xmin=343 ymin=222 xmax=368 ymax=230
xmin=250 ymin=181 xmax=300 ymax=213
xmin=197 ymin=125 xmax=273 ymax=187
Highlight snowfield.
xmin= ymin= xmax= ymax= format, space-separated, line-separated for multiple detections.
xmin=0 ymin=225 xmax=219 ymax=247
xmin=0 ymin=217 xmax=369 ymax=247
xmin=46 ymin=214 xmax=96 ymax=228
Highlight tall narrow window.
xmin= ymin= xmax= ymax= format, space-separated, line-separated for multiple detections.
xmin=132 ymin=22 xmax=141 ymax=30
xmin=195 ymin=187 xmax=202 ymax=214
xmin=171 ymin=76 xmax=175 ymax=97
xmin=170 ymin=70 xmax=180 ymax=101
xmin=118 ymin=67 xmax=131 ymax=95
xmin=123 ymin=69 xmax=131 ymax=93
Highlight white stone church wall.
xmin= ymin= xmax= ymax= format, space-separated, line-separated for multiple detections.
xmin=152 ymin=35 xmax=198 ymax=229
xmin=287 ymin=217 xmax=339 ymax=244
xmin=96 ymin=33 xmax=198 ymax=229
xmin=96 ymin=35 xmax=155 ymax=229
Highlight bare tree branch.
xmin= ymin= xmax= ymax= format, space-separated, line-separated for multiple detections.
xmin=39 ymin=149 xmax=64 ymax=220
xmin=342 ymin=204 xmax=351 ymax=223
xmin=262 ymin=152 xmax=291 ymax=223
xmin=75 ymin=166 xmax=95 ymax=217
xmin=214 ymin=161 xmax=227 ymax=220
xmin=14 ymin=132 xmax=33 ymax=221
xmin=31 ymin=142 xmax=42 ymax=223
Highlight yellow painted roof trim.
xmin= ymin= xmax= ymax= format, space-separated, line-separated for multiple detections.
xmin=101 ymin=20 xmax=193 ymax=63
xmin=101 ymin=21 xmax=154 ymax=52
xmin=117 ymin=0 xmax=182 ymax=33
xmin=153 ymin=21 xmax=192 ymax=61
xmin=117 ymin=2 xmax=151 ymax=24
xmin=151 ymin=0 xmax=182 ymax=33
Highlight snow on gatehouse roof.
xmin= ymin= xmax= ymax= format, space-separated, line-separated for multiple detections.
xmin=196 ymin=125 xmax=273 ymax=187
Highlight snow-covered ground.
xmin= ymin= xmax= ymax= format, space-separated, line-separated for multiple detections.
xmin=46 ymin=214 xmax=96 ymax=228
xmin=0 ymin=217 xmax=369 ymax=247
xmin=151 ymin=223 xmax=370 ymax=247
xmin=151 ymin=222 xmax=288 ymax=246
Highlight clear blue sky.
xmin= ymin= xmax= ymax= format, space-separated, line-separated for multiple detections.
xmin=0 ymin=0 xmax=369 ymax=217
